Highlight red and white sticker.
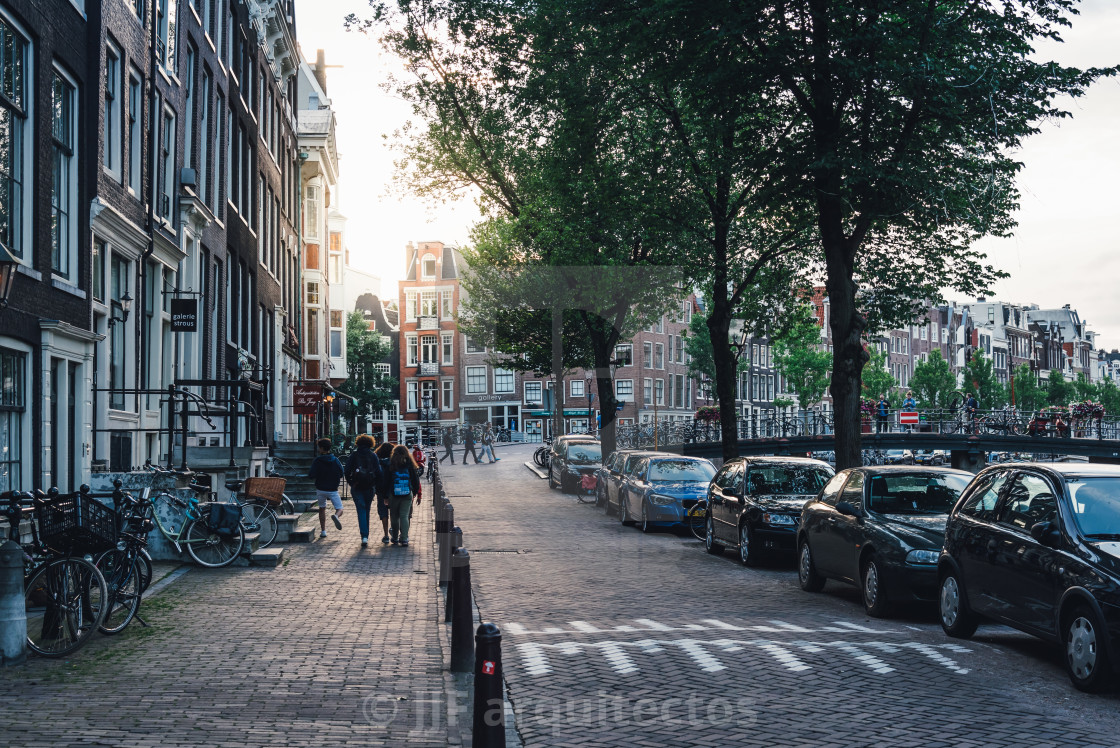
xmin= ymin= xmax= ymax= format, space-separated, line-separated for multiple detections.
xmin=482 ymin=660 xmax=496 ymax=675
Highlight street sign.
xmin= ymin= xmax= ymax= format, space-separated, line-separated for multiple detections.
xmin=900 ymin=411 xmax=919 ymax=425
xmin=293 ymin=382 xmax=323 ymax=415
xmin=170 ymin=298 xmax=198 ymax=331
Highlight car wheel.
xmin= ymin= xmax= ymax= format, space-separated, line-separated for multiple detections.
xmin=619 ymin=492 xmax=635 ymax=526
xmin=861 ymin=555 xmax=892 ymax=618
xmin=798 ymin=538 xmax=825 ymax=592
xmin=1064 ymin=605 xmax=1115 ymax=693
xmin=705 ymin=515 xmax=723 ymax=555
xmin=640 ymin=503 xmax=653 ymax=534
xmin=739 ymin=523 xmax=762 ymax=567
xmin=939 ymin=568 xmax=979 ymax=639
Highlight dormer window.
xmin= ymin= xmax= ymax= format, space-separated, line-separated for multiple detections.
xmin=422 ymin=255 xmax=436 ymax=279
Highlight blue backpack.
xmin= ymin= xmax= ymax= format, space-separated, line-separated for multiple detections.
xmin=393 ymin=470 xmax=411 ymax=497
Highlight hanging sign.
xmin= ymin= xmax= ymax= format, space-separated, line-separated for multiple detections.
xmin=293 ymin=383 xmax=324 ymax=415
xmin=170 ymin=298 xmax=198 ymax=331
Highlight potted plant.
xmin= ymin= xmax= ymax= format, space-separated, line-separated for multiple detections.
xmin=860 ymin=399 xmax=874 ymax=434
xmin=695 ymin=405 xmax=721 ymax=423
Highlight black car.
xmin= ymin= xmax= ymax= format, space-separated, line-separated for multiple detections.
xmin=548 ymin=438 xmax=602 ymax=493
xmin=797 ymin=466 xmax=972 ymax=617
xmin=706 ymin=457 xmax=834 ymax=566
xmin=596 ymin=450 xmax=659 ymax=513
xmin=938 ymin=463 xmax=1120 ymax=692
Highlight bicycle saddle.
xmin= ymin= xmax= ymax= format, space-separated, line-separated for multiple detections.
xmin=225 ymin=479 xmax=244 ymax=492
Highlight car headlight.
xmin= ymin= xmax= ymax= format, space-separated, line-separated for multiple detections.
xmin=761 ymin=513 xmax=796 ymax=526
xmin=906 ymin=549 xmax=939 ymax=565
xmin=650 ymin=494 xmax=675 ymax=507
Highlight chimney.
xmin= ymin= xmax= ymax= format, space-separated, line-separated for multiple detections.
xmin=314 ymin=49 xmax=329 ymax=96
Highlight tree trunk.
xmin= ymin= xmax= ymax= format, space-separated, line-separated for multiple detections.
xmin=824 ymin=253 xmax=867 ymax=470
xmin=706 ymin=298 xmax=740 ymax=462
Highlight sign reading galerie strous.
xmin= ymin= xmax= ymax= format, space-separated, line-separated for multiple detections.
xmin=293 ymin=383 xmax=324 ymax=415
xmin=170 ymin=298 xmax=198 ymax=331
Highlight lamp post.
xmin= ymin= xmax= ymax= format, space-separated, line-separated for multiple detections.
xmin=107 ymin=291 xmax=133 ymax=328
xmin=585 ymin=376 xmax=593 ymax=435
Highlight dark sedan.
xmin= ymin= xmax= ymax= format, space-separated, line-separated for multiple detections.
xmin=938 ymin=463 xmax=1120 ymax=692
xmin=618 ymin=456 xmax=716 ymax=533
xmin=706 ymin=457 xmax=834 ymax=566
xmin=797 ymin=466 xmax=972 ymax=617
xmin=548 ymin=439 xmax=602 ymax=493
xmin=597 ymin=450 xmax=659 ymax=513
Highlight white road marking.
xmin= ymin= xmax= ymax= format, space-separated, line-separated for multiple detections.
xmin=503 ymin=618 xmax=904 ymax=636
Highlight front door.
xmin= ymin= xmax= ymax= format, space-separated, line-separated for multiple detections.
xmin=951 ymin=470 xmax=1011 ymax=618
xmin=710 ymin=463 xmax=743 ymax=543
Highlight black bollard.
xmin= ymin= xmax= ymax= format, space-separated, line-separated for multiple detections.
xmin=445 ymin=527 xmax=462 ymax=622
xmin=435 ymin=498 xmax=451 ymax=547
xmin=449 ymin=548 xmax=474 ymax=672
xmin=472 ymin=623 xmax=506 ymax=747
xmin=438 ymin=504 xmax=455 ymax=588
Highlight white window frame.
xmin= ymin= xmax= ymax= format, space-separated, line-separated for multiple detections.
xmin=50 ymin=67 xmax=78 ymax=282
xmin=421 ymin=255 xmax=436 ymax=279
xmin=643 ymin=378 xmax=652 ymax=405
xmin=406 ymin=381 xmax=418 ymax=411
xmin=654 ymin=378 xmax=665 ymax=406
xmin=405 ymin=334 xmax=418 ymax=366
xmin=570 ymin=379 xmax=585 ymax=398
xmin=104 ymin=42 xmax=122 ymax=179
xmin=614 ymin=344 xmax=632 ymax=367
xmin=441 ymin=333 xmax=454 ymax=365
xmin=524 ymin=381 xmax=543 ymax=405
xmin=420 ymin=290 xmax=437 ymax=317
xmin=615 ymin=379 xmax=634 ymax=402
xmin=442 ymin=379 xmax=454 ymax=411
xmin=466 ymin=366 xmax=487 ymax=394
xmin=494 ymin=368 xmax=515 ymax=394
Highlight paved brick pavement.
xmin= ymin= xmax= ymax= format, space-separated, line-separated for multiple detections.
xmin=0 ymin=500 xmax=461 ymax=747
xmin=441 ymin=443 xmax=1120 ymax=748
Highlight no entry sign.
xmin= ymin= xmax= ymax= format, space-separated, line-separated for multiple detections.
xmin=899 ymin=411 xmax=919 ymax=425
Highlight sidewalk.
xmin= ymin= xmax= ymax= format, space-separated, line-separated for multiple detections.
xmin=0 ymin=500 xmax=460 ymax=748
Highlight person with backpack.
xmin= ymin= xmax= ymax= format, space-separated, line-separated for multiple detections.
xmin=373 ymin=442 xmax=396 ymax=544
xmin=343 ymin=434 xmax=382 ymax=547
xmin=462 ymin=425 xmax=481 ymax=465
xmin=387 ymin=444 xmax=422 ymax=546
xmin=309 ymin=437 xmax=347 ymax=539
xmin=439 ymin=427 xmax=455 ymax=465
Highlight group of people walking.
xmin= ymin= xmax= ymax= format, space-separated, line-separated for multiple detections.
xmin=307 ymin=436 xmax=423 ymax=547
xmin=438 ymin=422 xmax=501 ymax=466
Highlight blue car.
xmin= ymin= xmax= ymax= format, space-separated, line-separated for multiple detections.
xmin=618 ymin=455 xmax=717 ymax=533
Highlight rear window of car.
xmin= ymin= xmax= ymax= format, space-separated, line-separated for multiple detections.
xmin=1068 ymin=478 xmax=1120 ymax=538
xmin=649 ymin=460 xmax=716 ymax=482
xmin=567 ymin=443 xmax=601 ymax=464
xmin=745 ymin=465 xmax=832 ymax=496
xmin=867 ymin=473 xmax=971 ymax=515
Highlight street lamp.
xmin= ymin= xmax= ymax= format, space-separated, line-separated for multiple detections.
xmin=0 ymin=242 xmax=18 ymax=309
xmin=585 ymin=376 xmax=593 ymax=434
xmin=107 ymin=290 xmax=133 ymax=329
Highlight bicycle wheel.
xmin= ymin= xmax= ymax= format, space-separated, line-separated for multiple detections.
xmin=688 ymin=508 xmax=707 ymax=541
xmin=95 ymin=550 xmax=142 ymax=635
xmin=242 ymin=501 xmax=279 ymax=548
xmin=137 ymin=548 xmax=153 ymax=592
xmin=947 ymin=391 xmax=965 ymax=412
xmin=185 ymin=519 xmax=245 ymax=567
xmin=25 ymin=557 xmax=108 ymax=657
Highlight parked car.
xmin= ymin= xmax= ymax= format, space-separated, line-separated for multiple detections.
xmin=705 ymin=457 xmax=834 ymax=565
xmin=548 ymin=438 xmax=603 ymax=493
xmin=884 ymin=449 xmax=914 ymax=465
xmin=596 ymin=450 xmax=659 ymax=511
xmin=617 ymin=455 xmax=716 ymax=533
xmin=797 ymin=466 xmax=972 ymax=616
xmin=914 ymin=450 xmax=945 ymax=466
xmin=938 ymin=463 xmax=1120 ymax=692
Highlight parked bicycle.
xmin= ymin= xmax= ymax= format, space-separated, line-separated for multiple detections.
xmin=143 ymin=463 xmax=245 ymax=567
xmin=533 ymin=438 xmax=552 ymax=469
xmin=95 ymin=483 xmax=154 ymax=634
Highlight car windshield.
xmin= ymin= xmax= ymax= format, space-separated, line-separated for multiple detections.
xmin=1068 ymin=478 xmax=1120 ymax=538
xmin=649 ymin=460 xmax=716 ymax=482
xmin=745 ymin=466 xmax=831 ymax=496
xmin=866 ymin=474 xmax=970 ymax=515
xmin=567 ymin=444 xmax=601 ymax=464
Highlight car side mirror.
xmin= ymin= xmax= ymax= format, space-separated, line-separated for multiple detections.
xmin=1030 ymin=521 xmax=1062 ymax=548
xmin=836 ymin=501 xmax=861 ymax=518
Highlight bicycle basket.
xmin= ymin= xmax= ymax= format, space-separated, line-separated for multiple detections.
xmin=243 ymin=477 xmax=286 ymax=506
xmin=35 ymin=493 xmax=119 ymax=554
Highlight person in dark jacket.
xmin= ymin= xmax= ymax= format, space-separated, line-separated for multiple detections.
xmin=439 ymin=427 xmax=455 ymax=464
xmin=386 ymin=444 xmax=422 ymax=546
xmin=462 ymin=426 xmax=481 ymax=465
xmin=372 ymin=441 xmax=396 ymax=544
xmin=343 ymin=434 xmax=382 ymax=547
xmin=309 ymin=437 xmax=346 ymax=539
xmin=876 ymin=395 xmax=890 ymax=434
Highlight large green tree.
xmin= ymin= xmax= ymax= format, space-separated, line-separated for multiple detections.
xmin=344 ymin=312 xmax=398 ymax=418
xmin=1011 ymin=363 xmax=1047 ymax=413
xmin=861 ymin=349 xmax=897 ymax=403
xmin=962 ymin=351 xmax=1006 ymax=410
xmin=909 ymin=350 xmax=956 ymax=409
xmin=772 ymin=309 xmax=832 ymax=411
xmin=1047 ymin=369 xmax=1075 ymax=407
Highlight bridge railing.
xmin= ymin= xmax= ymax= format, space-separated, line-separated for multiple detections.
xmin=610 ymin=410 xmax=1120 ymax=450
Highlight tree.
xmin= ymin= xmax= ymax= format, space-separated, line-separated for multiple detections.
xmin=860 ymin=350 xmax=896 ymax=403
xmin=1073 ymin=373 xmax=1096 ymax=403
xmin=684 ymin=306 xmax=749 ymax=390
xmin=1046 ymin=369 xmax=1074 ymax=407
xmin=1011 ymin=363 xmax=1047 ymax=413
xmin=1097 ymin=378 xmax=1120 ymax=415
xmin=344 ymin=312 xmax=398 ymax=419
xmin=909 ymin=350 xmax=956 ymax=409
xmin=772 ymin=309 xmax=831 ymax=411
xmin=962 ymin=352 xmax=1006 ymax=410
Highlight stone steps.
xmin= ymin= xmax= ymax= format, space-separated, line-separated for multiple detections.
xmin=248 ymin=547 xmax=284 ymax=567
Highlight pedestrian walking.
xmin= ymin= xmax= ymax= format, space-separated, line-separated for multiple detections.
xmin=462 ymin=425 xmax=481 ymax=465
xmin=439 ymin=426 xmax=456 ymax=464
xmin=373 ymin=442 xmax=395 ymax=543
xmin=479 ymin=423 xmax=500 ymax=464
xmin=309 ymin=438 xmax=346 ymax=539
xmin=876 ymin=395 xmax=890 ymax=434
xmin=386 ymin=444 xmax=422 ymax=546
xmin=344 ymin=434 xmax=382 ymax=547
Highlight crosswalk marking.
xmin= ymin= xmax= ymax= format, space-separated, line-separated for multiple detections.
xmin=503 ymin=618 xmax=902 ymax=637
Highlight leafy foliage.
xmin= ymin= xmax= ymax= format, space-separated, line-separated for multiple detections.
xmin=962 ymin=352 xmax=1006 ymax=410
xmin=344 ymin=312 xmax=398 ymax=415
xmin=771 ymin=309 xmax=831 ymax=411
xmin=909 ymin=350 xmax=957 ymax=409
xmin=860 ymin=349 xmax=897 ymax=402
xmin=1011 ymin=363 xmax=1047 ymax=413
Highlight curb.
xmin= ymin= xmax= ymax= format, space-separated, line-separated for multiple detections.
xmin=523 ymin=461 xmax=547 ymax=480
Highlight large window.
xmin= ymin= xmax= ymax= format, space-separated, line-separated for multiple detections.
xmin=51 ymin=70 xmax=77 ymax=280
xmin=104 ymin=43 xmax=121 ymax=177
xmin=0 ymin=17 xmax=29 ymax=259
xmin=614 ymin=344 xmax=632 ymax=367
xmin=305 ymin=309 xmax=319 ymax=356
xmin=405 ymin=334 xmax=417 ymax=366
xmin=570 ymin=379 xmax=585 ymax=398
xmin=422 ymin=255 xmax=436 ymax=278
xmin=110 ymin=256 xmax=129 ymax=409
xmin=642 ymin=342 xmax=652 ymax=368
xmin=442 ymin=379 xmax=454 ymax=411
xmin=654 ymin=343 xmax=664 ymax=369
xmin=643 ymin=378 xmax=652 ymax=405
xmin=125 ymin=71 xmax=141 ymax=195
xmin=421 ymin=335 xmax=437 ymax=363
xmin=420 ymin=290 xmax=437 ymax=317
xmin=466 ymin=366 xmax=487 ymax=394
xmin=406 ymin=381 xmax=418 ymax=411
xmin=465 ymin=337 xmax=484 ymax=354
xmin=494 ymin=368 xmax=514 ymax=394
xmin=615 ymin=379 xmax=634 ymax=401
xmin=329 ymin=310 xmax=343 ymax=358
xmin=654 ymin=379 xmax=665 ymax=406
xmin=157 ymin=107 xmax=175 ymax=221
xmin=156 ymin=0 xmax=178 ymax=73
xmin=0 ymin=347 xmax=26 ymax=492
xmin=524 ymin=381 xmax=542 ymax=405
xmin=441 ymin=334 xmax=453 ymax=365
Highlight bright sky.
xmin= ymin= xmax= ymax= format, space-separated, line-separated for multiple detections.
xmin=294 ymin=0 xmax=1120 ymax=344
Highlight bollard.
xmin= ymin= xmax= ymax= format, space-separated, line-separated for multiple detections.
xmin=0 ymin=540 xmax=26 ymax=666
xmin=449 ymin=547 xmax=474 ymax=672
xmin=438 ymin=504 xmax=455 ymax=588
xmin=445 ymin=527 xmax=463 ymax=622
xmin=472 ymin=623 xmax=506 ymax=748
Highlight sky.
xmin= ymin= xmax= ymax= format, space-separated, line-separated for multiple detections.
xmin=293 ymin=0 xmax=1120 ymax=345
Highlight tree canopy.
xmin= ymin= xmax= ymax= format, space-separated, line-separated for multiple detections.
xmin=772 ymin=309 xmax=832 ymax=411
xmin=909 ymin=350 xmax=957 ymax=409
xmin=344 ymin=312 xmax=398 ymax=417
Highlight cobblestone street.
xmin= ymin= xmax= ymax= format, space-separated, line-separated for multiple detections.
xmin=444 ymin=444 xmax=1120 ymax=748
xmin=0 ymin=501 xmax=455 ymax=747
